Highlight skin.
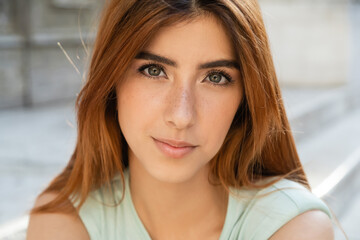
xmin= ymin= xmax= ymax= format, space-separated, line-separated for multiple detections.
xmin=116 ymin=15 xmax=242 ymax=239
xmin=269 ymin=210 xmax=334 ymax=240
xmin=26 ymin=14 xmax=334 ymax=240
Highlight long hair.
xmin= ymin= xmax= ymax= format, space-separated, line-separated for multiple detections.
xmin=31 ymin=0 xmax=307 ymax=214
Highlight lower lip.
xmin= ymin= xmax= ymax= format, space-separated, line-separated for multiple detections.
xmin=153 ymin=138 xmax=196 ymax=159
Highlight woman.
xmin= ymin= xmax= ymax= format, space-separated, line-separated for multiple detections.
xmin=27 ymin=0 xmax=335 ymax=239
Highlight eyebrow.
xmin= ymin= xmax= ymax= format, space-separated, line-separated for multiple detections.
xmin=135 ymin=51 xmax=240 ymax=70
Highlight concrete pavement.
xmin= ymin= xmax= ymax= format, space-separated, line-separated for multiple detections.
xmin=0 ymin=101 xmax=76 ymax=225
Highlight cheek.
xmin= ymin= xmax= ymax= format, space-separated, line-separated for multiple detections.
xmin=117 ymin=80 xmax=164 ymax=135
xmin=200 ymin=91 xmax=241 ymax=152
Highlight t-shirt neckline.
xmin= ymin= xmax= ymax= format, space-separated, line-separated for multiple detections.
xmin=123 ymin=168 xmax=234 ymax=239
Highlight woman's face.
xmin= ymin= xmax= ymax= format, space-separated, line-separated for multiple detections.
xmin=116 ymin=15 xmax=242 ymax=183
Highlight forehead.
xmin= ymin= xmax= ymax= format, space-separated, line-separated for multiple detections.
xmin=141 ymin=15 xmax=236 ymax=62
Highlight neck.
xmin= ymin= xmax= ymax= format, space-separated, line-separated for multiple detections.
xmin=128 ymin=158 xmax=228 ymax=240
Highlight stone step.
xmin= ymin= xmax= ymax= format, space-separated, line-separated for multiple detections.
xmin=334 ymin=189 xmax=360 ymax=240
xmin=0 ymin=216 xmax=27 ymax=240
xmin=298 ymin=108 xmax=360 ymax=188
xmin=283 ymin=85 xmax=360 ymax=143
xmin=296 ymin=109 xmax=360 ymax=239
xmin=0 ymin=101 xmax=76 ymax=226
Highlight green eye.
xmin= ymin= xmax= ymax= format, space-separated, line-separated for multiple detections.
xmin=205 ymin=70 xmax=233 ymax=86
xmin=148 ymin=66 xmax=162 ymax=76
xmin=137 ymin=63 xmax=234 ymax=88
xmin=209 ymin=73 xmax=223 ymax=84
xmin=138 ymin=63 xmax=166 ymax=78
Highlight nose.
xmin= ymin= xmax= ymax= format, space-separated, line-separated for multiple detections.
xmin=164 ymin=84 xmax=196 ymax=130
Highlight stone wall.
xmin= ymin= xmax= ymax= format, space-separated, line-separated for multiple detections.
xmin=260 ymin=0 xmax=350 ymax=87
xmin=0 ymin=0 xmax=354 ymax=108
xmin=0 ymin=0 xmax=101 ymax=108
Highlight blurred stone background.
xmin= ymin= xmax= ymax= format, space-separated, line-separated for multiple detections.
xmin=0 ymin=0 xmax=359 ymax=239
xmin=0 ymin=0 xmax=102 ymax=108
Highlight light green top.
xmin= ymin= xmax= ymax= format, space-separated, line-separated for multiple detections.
xmin=71 ymin=169 xmax=332 ymax=240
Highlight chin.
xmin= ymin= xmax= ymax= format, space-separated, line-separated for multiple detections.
xmin=145 ymin=161 xmax=207 ymax=184
xmin=129 ymin=145 xmax=210 ymax=184
xmin=153 ymin=171 xmax=192 ymax=184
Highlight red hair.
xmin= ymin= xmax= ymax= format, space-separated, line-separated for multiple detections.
xmin=31 ymin=0 xmax=307 ymax=214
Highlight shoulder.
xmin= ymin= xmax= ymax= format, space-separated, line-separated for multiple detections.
xmin=27 ymin=192 xmax=90 ymax=240
xmin=253 ymin=178 xmax=333 ymax=218
xmin=228 ymin=178 xmax=333 ymax=239
xmin=269 ymin=209 xmax=334 ymax=239
xmin=69 ymin=173 xmax=126 ymax=239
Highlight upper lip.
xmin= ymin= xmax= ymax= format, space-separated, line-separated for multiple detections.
xmin=153 ymin=137 xmax=197 ymax=148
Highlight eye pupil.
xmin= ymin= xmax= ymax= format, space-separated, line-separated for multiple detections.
xmin=149 ymin=66 xmax=160 ymax=76
xmin=210 ymin=73 xmax=221 ymax=83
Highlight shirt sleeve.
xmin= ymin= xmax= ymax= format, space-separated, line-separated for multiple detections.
xmin=241 ymin=179 xmax=333 ymax=240
xmin=69 ymin=190 xmax=104 ymax=240
xmin=68 ymin=173 xmax=128 ymax=240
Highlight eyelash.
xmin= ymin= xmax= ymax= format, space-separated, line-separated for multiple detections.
xmin=137 ymin=62 xmax=234 ymax=87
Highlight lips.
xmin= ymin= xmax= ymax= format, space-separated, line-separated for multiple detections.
xmin=154 ymin=137 xmax=196 ymax=148
xmin=152 ymin=137 xmax=197 ymax=158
